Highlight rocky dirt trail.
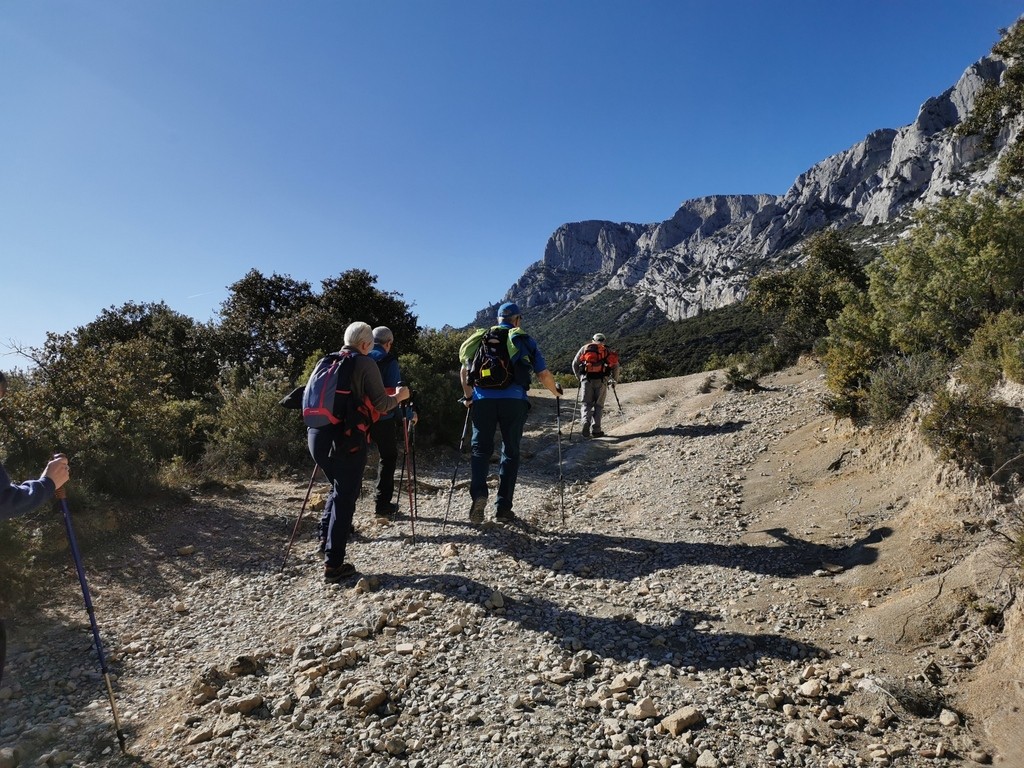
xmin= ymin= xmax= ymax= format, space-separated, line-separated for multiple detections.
xmin=2 ymin=361 xmax=1021 ymax=768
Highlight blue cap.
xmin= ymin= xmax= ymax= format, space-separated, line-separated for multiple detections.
xmin=498 ymin=301 xmax=521 ymax=318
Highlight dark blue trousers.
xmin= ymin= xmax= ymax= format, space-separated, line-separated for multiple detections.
xmin=308 ymin=426 xmax=367 ymax=568
xmin=470 ymin=397 xmax=529 ymax=513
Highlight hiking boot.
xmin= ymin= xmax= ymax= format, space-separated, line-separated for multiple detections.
xmin=581 ymin=424 xmax=591 ymax=438
xmin=495 ymin=508 xmax=516 ymax=524
xmin=469 ymin=497 xmax=486 ymax=523
xmin=375 ymin=502 xmax=399 ymax=518
xmin=324 ymin=563 xmax=356 ymax=583
xmin=592 ymin=428 xmax=605 ymax=437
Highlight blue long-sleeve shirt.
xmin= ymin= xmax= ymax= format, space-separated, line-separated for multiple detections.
xmin=0 ymin=461 xmax=55 ymax=521
xmin=370 ymin=344 xmax=409 ymax=421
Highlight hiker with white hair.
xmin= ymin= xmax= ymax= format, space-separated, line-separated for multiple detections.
xmin=571 ymin=333 xmax=620 ymax=438
xmin=306 ymin=322 xmax=409 ymax=582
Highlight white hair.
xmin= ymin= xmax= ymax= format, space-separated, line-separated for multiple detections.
xmin=372 ymin=326 xmax=394 ymax=345
xmin=344 ymin=321 xmax=374 ymax=348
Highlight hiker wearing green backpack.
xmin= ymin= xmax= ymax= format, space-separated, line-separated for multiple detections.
xmin=459 ymin=302 xmax=562 ymax=524
xmin=571 ymin=333 xmax=619 ymax=437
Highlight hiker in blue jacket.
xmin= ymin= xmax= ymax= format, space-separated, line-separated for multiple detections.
xmin=1 ymin=371 xmax=71 ymax=684
xmin=368 ymin=326 xmax=418 ymax=519
xmin=459 ymin=302 xmax=562 ymax=524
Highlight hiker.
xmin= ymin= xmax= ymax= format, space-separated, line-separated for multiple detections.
xmin=368 ymin=326 xmax=418 ymax=519
xmin=0 ymin=371 xmax=71 ymax=684
xmin=571 ymin=333 xmax=619 ymax=437
xmin=307 ymin=323 xmax=409 ymax=582
xmin=459 ymin=301 xmax=562 ymax=523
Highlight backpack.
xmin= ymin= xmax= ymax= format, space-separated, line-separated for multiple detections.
xmin=580 ymin=343 xmax=610 ymax=376
xmin=460 ymin=326 xmax=528 ymax=389
xmin=301 ymin=352 xmax=380 ymax=451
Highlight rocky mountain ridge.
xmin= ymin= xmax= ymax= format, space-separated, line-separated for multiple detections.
xmin=476 ymin=52 xmax=1014 ymax=327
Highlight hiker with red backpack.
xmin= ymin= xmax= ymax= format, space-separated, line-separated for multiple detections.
xmin=459 ymin=302 xmax=562 ymax=524
xmin=304 ymin=322 xmax=409 ymax=583
xmin=571 ymin=333 xmax=620 ymax=437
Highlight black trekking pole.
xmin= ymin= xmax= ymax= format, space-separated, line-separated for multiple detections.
xmin=400 ymin=413 xmax=416 ymax=542
xmin=409 ymin=415 xmax=418 ymax=525
xmin=280 ymin=464 xmax=320 ymax=572
xmin=57 ymin=484 xmax=127 ymax=754
xmin=395 ymin=423 xmax=407 ymax=520
xmin=568 ymin=381 xmax=581 ymax=443
xmin=556 ymin=390 xmax=565 ymax=525
xmin=442 ymin=398 xmax=473 ymax=533
xmin=610 ymin=380 xmax=623 ymax=414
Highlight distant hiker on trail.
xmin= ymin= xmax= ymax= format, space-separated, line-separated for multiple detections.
xmin=1 ymin=371 xmax=72 ymax=684
xmin=459 ymin=301 xmax=562 ymax=524
xmin=571 ymin=333 xmax=619 ymax=438
xmin=368 ymin=326 xmax=418 ymax=520
xmin=305 ymin=323 xmax=409 ymax=583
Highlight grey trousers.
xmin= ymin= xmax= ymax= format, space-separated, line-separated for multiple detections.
xmin=580 ymin=377 xmax=608 ymax=430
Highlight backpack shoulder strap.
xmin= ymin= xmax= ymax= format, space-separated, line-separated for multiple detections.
xmin=506 ymin=327 xmax=531 ymax=363
xmin=459 ymin=328 xmax=488 ymax=365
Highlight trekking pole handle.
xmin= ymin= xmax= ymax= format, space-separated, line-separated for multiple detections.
xmin=52 ymin=453 xmax=69 ymax=500
xmin=459 ymin=396 xmax=473 ymax=407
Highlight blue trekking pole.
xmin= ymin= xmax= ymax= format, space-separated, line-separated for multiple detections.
xmin=57 ymin=483 xmax=127 ymax=754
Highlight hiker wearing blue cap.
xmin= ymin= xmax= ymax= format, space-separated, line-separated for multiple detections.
xmin=458 ymin=301 xmax=563 ymax=524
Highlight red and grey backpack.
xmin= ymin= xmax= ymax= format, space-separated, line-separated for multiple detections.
xmin=580 ymin=343 xmax=611 ymax=376
xmin=302 ymin=351 xmax=380 ymax=450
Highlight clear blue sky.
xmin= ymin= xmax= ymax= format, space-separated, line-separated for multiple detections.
xmin=1 ymin=1 xmax=1019 ymax=359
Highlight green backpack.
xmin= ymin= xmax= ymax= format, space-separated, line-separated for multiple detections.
xmin=460 ymin=326 xmax=529 ymax=389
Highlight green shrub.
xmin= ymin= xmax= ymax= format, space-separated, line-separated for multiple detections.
xmin=619 ymin=351 xmax=669 ymax=383
xmin=395 ymin=352 xmax=465 ymax=447
xmin=921 ymin=389 xmax=1024 ymax=475
xmin=202 ymin=367 xmax=307 ymax=478
xmin=865 ymin=353 xmax=948 ymax=424
xmin=822 ymin=293 xmax=889 ymax=417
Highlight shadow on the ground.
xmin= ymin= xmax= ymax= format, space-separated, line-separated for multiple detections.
xmin=394 ymin=521 xmax=893 ymax=582
xmin=593 ymin=419 xmax=750 ymax=442
xmin=379 ymin=571 xmax=825 ymax=669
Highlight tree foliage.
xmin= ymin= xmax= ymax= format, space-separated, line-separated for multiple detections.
xmin=748 ymin=229 xmax=869 ymax=362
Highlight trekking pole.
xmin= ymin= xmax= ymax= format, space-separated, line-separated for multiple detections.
xmin=556 ymin=390 xmax=565 ymax=525
xmin=280 ymin=464 xmax=319 ymax=572
xmin=568 ymin=381 xmax=581 ymax=443
xmin=395 ymin=422 xmax=407 ymax=520
xmin=56 ymin=484 xmax=127 ymax=754
xmin=400 ymin=413 xmax=416 ymax=541
xmin=442 ymin=399 xmax=473 ymax=533
xmin=409 ymin=416 xmax=419 ymax=526
xmin=610 ymin=380 xmax=623 ymax=414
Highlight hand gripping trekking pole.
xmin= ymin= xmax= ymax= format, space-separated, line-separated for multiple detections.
xmin=610 ymin=380 xmax=623 ymax=414
xmin=442 ymin=399 xmax=473 ymax=533
xmin=281 ymin=464 xmax=320 ymax=572
xmin=56 ymin=484 xmax=127 ymax=753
